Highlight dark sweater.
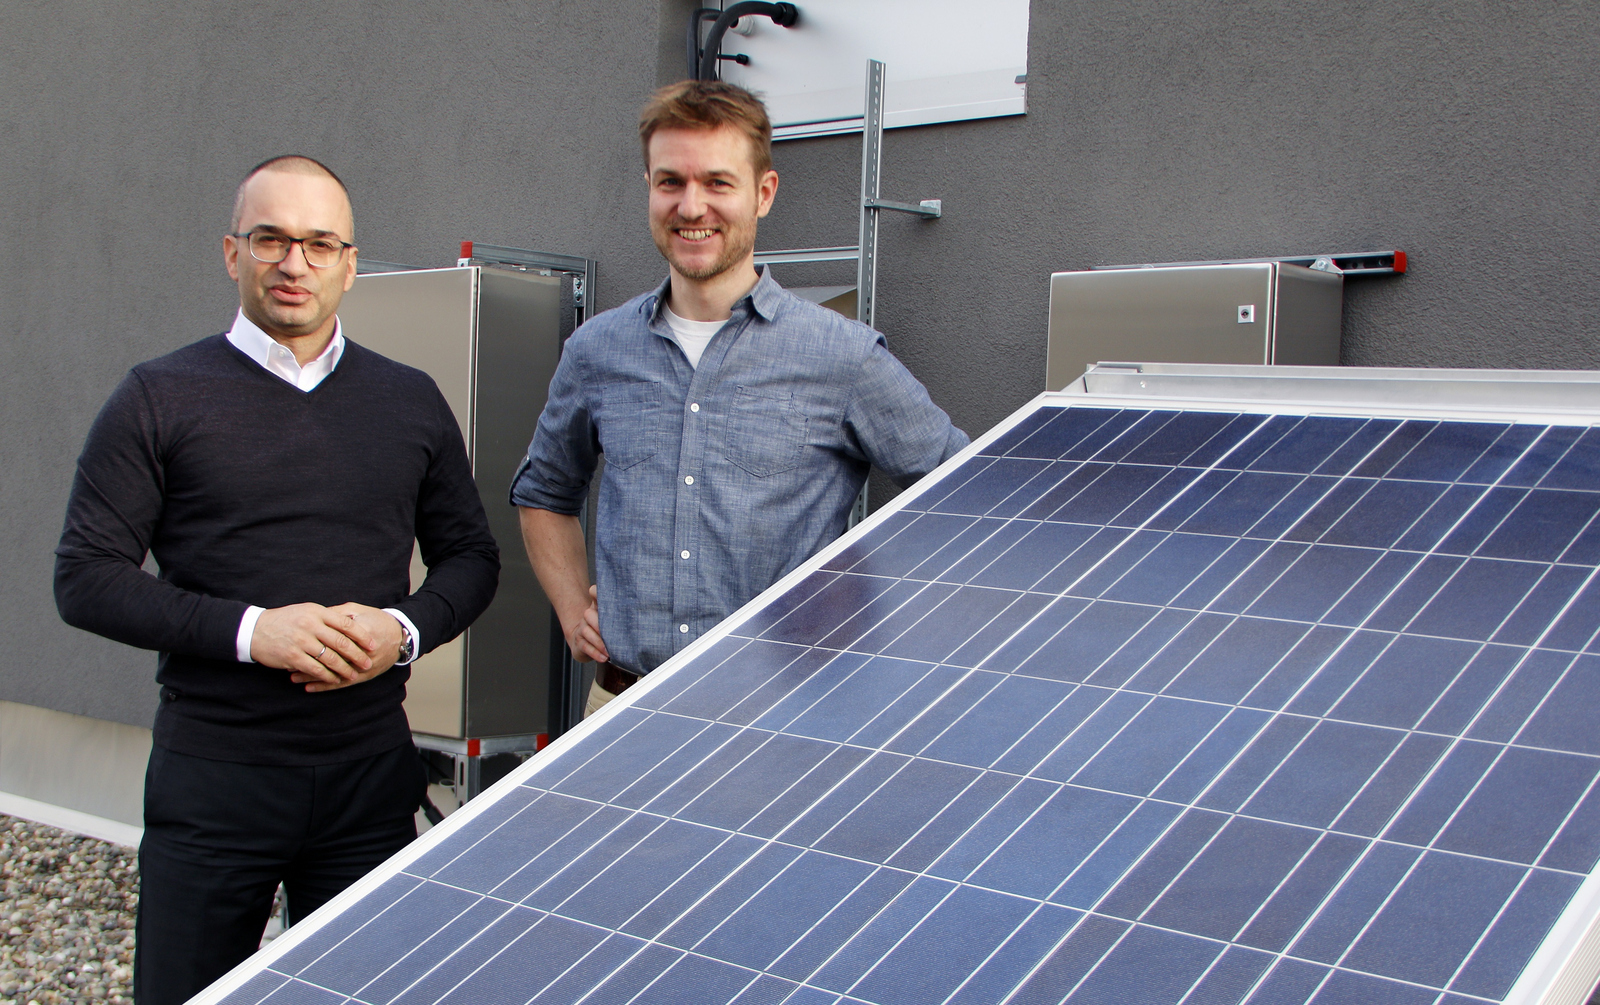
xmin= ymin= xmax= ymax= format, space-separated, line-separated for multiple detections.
xmin=55 ymin=334 xmax=500 ymax=765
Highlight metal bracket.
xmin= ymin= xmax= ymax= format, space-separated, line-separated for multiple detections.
xmin=863 ymin=198 xmax=942 ymax=219
xmin=1092 ymin=250 xmax=1406 ymax=276
xmin=413 ymin=732 xmax=547 ymax=805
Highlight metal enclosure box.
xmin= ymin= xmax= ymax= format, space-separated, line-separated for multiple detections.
xmin=337 ymin=267 xmax=562 ymax=740
xmin=1045 ymin=262 xmax=1343 ymax=391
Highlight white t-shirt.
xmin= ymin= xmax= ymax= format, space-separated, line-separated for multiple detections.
xmin=662 ymin=304 xmax=727 ymax=369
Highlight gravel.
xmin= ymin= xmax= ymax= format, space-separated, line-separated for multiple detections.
xmin=0 ymin=815 xmax=136 ymax=1004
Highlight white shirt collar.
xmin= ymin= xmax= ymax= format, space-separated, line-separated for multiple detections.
xmin=226 ymin=309 xmax=345 ymax=392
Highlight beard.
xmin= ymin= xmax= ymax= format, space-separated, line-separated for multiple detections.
xmin=653 ymin=214 xmax=758 ymax=281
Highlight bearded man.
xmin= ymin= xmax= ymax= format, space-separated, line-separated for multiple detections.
xmin=512 ymin=81 xmax=966 ymax=715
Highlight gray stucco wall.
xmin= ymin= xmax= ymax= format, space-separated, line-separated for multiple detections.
xmin=4 ymin=0 xmax=1596 ymax=727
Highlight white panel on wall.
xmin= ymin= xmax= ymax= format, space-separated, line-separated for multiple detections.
xmin=716 ymin=0 xmax=1029 ymax=141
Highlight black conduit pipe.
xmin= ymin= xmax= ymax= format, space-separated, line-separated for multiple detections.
xmin=686 ymin=7 xmax=721 ymax=80
xmin=698 ymin=2 xmax=799 ymax=81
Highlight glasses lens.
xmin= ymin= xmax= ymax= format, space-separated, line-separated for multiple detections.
xmin=302 ymin=238 xmax=346 ymax=267
xmin=244 ymin=233 xmax=349 ymax=267
xmin=247 ymin=233 xmax=291 ymax=263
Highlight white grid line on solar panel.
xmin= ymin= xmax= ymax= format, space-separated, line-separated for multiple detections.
xmin=981 ymin=405 xmax=1588 ymax=482
xmin=250 ymin=793 xmax=807 ymax=999
xmin=740 ymin=566 xmax=1588 ymax=766
xmin=243 ymin=906 xmax=1501 ymax=1005
xmin=249 ymin=761 xmax=1548 ymax=998
xmin=1011 ymin=910 xmax=1143 ymax=1004
xmin=819 ymin=422 xmax=1600 ymax=691
xmin=777 ymin=630 xmax=1574 ymax=883
xmin=652 ymin=627 xmax=1594 ymax=882
xmin=1503 ymin=604 xmax=1600 ymax=742
xmin=261 ymin=908 xmax=792 ymax=1005
xmin=956 ymin=414 xmax=1593 ymax=556
xmin=934 ymin=899 xmax=1056 ymax=1004
xmin=494 ymin=704 xmax=1593 ymax=943
xmin=1320 ymin=813 xmax=1571 ymax=1005
xmin=212 ymin=408 xmax=1600 ymax=1005
xmin=1438 ymin=862 xmax=1551 ymax=1002
xmin=979 ymin=408 xmax=1413 ymax=485
xmin=1326 ymin=826 xmax=1469 ymax=983
xmin=249 ymin=697 xmax=1561 ymax=1005
xmin=902 ymin=454 xmax=1600 ymax=604
xmin=829 ymin=483 xmax=1600 ymax=661
xmin=532 ymin=704 xmax=1588 ymax=886
xmin=923 ymin=446 xmax=1589 ymax=583
xmin=254 ymin=866 xmax=816 ymax=1005
xmin=269 ymin=843 xmax=1060 ymax=1005
xmin=707 ymin=470 xmax=1593 ymax=992
xmin=248 ymin=861 xmax=1478 ymax=1005
xmin=793 ymin=409 xmax=1593 ymax=998
xmin=1054 ymin=920 xmax=1394 ymax=1005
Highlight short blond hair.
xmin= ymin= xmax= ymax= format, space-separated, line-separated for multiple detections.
xmin=639 ymin=80 xmax=773 ymax=176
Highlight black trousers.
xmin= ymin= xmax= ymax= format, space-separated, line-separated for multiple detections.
xmin=135 ymin=743 xmax=424 ymax=1005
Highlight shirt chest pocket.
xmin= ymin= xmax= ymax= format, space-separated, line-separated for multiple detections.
xmin=722 ymin=386 xmax=809 ymax=478
xmin=598 ymin=382 xmax=665 ymax=471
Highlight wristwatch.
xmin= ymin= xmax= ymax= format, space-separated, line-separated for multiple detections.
xmin=396 ymin=630 xmax=415 ymax=664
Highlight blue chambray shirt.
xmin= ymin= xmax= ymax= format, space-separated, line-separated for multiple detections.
xmin=511 ymin=267 xmax=968 ymax=675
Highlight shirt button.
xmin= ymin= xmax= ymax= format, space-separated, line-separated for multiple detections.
xmin=684 ymin=475 xmax=695 ymax=485
xmin=679 ymin=624 xmax=689 ymax=634
xmin=690 ymin=403 xmax=700 ymax=413
xmin=680 ymin=550 xmax=690 ymax=559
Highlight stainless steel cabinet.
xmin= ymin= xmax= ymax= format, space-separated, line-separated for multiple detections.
xmin=1046 ymin=262 xmax=1343 ymax=391
xmin=338 ymin=266 xmax=563 ymax=740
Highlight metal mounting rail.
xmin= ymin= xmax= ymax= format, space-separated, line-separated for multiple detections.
xmin=856 ymin=60 xmax=944 ymax=329
xmin=753 ymin=245 xmax=860 ymax=266
xmin=1091 ymin=250 xmax=1406 ymax=276
xmin=356 ymin=259 xmax=422 ymax=274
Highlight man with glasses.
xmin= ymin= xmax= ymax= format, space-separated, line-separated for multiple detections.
xmin=55 ymin=155 xmax=499 ymax=1003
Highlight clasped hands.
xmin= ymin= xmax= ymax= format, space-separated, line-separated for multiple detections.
xmin=250 ymin=602 xmax=404 ymax=693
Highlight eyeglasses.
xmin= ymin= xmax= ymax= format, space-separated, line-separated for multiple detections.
xmin=231 ymin=231 xmax=356 ymax=268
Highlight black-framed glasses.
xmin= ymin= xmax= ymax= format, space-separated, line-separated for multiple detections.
xmin=231 ymin=231 xmax=356 ymax=268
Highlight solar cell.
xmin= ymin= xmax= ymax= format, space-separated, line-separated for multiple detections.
xmin=197 ymin=387 xmax=1600 ymax=1005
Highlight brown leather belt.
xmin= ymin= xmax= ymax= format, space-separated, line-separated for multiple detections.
xmin=597 ymin=661 xmax=642 ymax=695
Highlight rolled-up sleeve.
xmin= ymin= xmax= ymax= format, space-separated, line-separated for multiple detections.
xmin=844 ymin=336 xmax=969 ymax=488
xmin=510 ymin=342 xmax=599 ymax=515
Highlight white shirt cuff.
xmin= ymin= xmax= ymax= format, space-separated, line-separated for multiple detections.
xmin=236 ymin=606 xmax=265 ymax=663
xmin=384 ymin=608 xmax=422 ymax=664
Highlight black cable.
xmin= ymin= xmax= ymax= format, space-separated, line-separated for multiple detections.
xmin=420 ymin=795 xmax=445 ymax=826
xmin=686 ymin=7 xmax=722 ymax=80
xmin=698 ymin=2 xmax=799 ymax=81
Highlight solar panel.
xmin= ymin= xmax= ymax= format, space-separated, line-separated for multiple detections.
xmin=197 ymin=370 xmax=1600 ymax=1005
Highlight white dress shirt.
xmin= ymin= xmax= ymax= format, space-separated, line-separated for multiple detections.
xmin=225 ymin=310 xmax=422 ymax=666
